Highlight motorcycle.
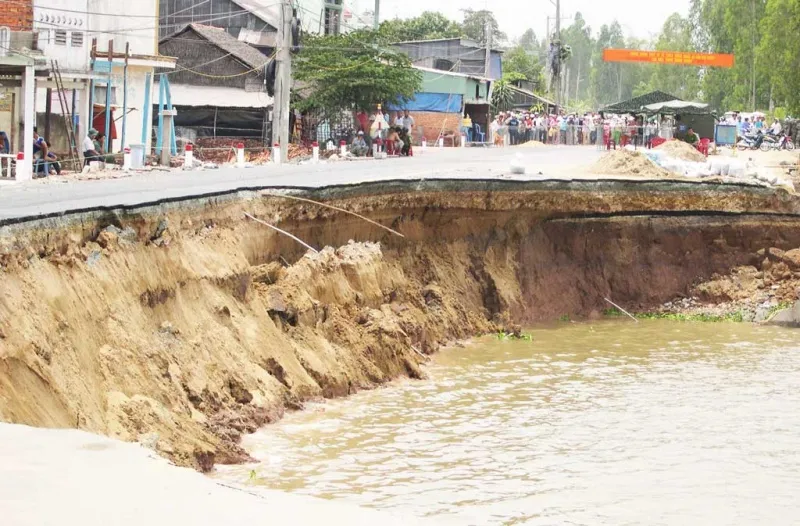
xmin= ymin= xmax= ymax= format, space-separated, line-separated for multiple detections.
xmin=759 ymin=132 xmax=795 ymax=151
xmin=737 ymin=130 xmax=764 ymax=150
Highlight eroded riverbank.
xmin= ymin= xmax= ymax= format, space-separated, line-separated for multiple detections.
xmin=1 ymin=179 xmax=800 ymax=470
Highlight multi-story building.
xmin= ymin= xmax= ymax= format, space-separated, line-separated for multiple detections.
xmin=32 ymin=0 xmax=176 ymax=157
xmin=158 ymin=0 xmax=368 ymax=46
xmin=0 ymin=0 xmax=176 ymax=180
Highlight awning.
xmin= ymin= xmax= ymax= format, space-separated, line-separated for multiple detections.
xmin=642 ymin=100 xmax=709 ymax=112
xmin=156 ymin=83 xmax=273 ymax=108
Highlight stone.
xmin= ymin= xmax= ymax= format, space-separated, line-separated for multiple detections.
xmin=780 ymin=248 xmax=800 ymax=270
xmin=767 ymin=300 xmax=800 ymax=328
xmin=137 ymin=432 xmax=160 ymax=451
xmin=151 ymin=219 xmax=168 ymax=241
xmin=86 ymin=250 xmax=102 ymax=267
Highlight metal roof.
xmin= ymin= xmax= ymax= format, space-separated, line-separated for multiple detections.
xmin=393 ymin=37 xmax=505 ymax=53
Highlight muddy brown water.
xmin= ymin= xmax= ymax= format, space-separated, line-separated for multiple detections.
xmin=216 ymin=321 xmax=800 ymax=525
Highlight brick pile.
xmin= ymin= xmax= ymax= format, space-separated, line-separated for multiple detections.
xmin=0 ymin=0 xmax=32 ymax=30
xmin=191 ymin=138 xmax=310 ymax=164
xmin=409 ymin=111 xmax=462 ymax=144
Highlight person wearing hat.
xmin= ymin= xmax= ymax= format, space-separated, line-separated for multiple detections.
xmin=83 ymin=128 xmax=100 ymax=165
xmin=350 ymin=130 xmax=368 ymax=157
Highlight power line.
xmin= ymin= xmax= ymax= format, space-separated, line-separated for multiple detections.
xmin=12 ymin=5 xmax=281 ymax=37
xmin=0 ymin=0 xmax=210 ymax=18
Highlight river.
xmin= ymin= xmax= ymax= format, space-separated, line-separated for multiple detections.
xmin=215 ymin=320 xmax=800 ymax=525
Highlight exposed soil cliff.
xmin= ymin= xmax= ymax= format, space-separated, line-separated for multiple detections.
xmin=2 ymin=181 xmax=800 ymax=471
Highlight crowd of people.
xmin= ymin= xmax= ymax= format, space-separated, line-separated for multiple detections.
xmin=486 ymin=111 xmax=674 ymax=148
xmin=349 ymin=107 xmax=415 ymax=157
xmin=724 ymin=112 xmax=783 ymax=137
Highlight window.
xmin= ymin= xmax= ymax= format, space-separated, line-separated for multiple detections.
xmin=324 ymin=0 xmax=342 ymax=35
xmin=433 ymin=59 xmax=454 ymax=72
xmin=54 ymin=29 xmax=67 ymax=45
xmin=71 ymin=31 xmax=84 ymax=47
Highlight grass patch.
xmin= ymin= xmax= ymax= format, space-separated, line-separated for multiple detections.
xmin=496 ymin=331 xmax=533 ymax=341
xmin=603 ymin=306 xmax=747 ymax=322
xmin=558 ymin=314 xmax=571 ymax=322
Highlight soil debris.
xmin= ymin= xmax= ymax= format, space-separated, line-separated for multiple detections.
xmin=517 ymin=141 xmax=546 ymax=148
xmin=591 ymin=149 xmax=673 ymax=177
xmin=654 ymin=139 xmax=707 ymax=162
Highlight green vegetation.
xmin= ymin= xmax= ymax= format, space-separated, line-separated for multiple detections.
xmin=635 ymin=311 xmax=746 ymax=323
xmin=558 ymin=315 xmax=571 ymax=322
xmin=294 ymin=31 xmax=422 ymax=113
xmin=496 ymin=331 xmax=534 ymax=341
xmin=604 ymin=306 xmax=747 ymax=322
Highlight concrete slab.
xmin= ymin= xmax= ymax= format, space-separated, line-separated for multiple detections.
xmin=0 ymin=423 xmax=441 ymax=526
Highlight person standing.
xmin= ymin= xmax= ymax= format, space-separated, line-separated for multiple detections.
xmin=401 ymin=110 xmax=415 ymax=134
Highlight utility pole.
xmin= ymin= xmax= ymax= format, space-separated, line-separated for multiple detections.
xmin=273 ymin=0 xmax=292 ymax=163
xmin=484 ymin=18 xmax=491 ymax=79
xmin=555 ymin=0 xmax=561 ymax=113
xmin=374 ymin=0 xmax=380 ymax=30
xmin=750 ymin=0 xmax=756 ymax=111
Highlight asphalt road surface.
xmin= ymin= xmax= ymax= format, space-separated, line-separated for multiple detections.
xmin=0 ymin=146 xmax=605 ymax=222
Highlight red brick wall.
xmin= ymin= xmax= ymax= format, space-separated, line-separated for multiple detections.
xmin=0 ymin=0 xmax=32 ymax=30
xmin=411 ymin=111 xmax=462 ymax=144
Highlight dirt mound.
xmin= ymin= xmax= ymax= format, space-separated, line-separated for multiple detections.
xmin=591 ymin=149 xmax=672 ymax=177
xmin=655 ymin=140 xmax=707 ymax=162
xmin=517 ymin=141 xmax=546 ymax=148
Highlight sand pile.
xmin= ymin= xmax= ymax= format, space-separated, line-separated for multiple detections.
xmin=518 ymin=140 xmax=546 ymax=148
xmin=592 ymin=149 xmax=673 ymax=177
xmin=655 ymin=140 xmax=707 ymax=162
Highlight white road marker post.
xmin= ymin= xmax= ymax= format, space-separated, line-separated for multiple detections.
xmin=182 ymin=144 xmax=192 ymax=169
xmin=273 ymin=142 xmax=281 ymax=165
xmin=236 ymin=142 xmax=245 ymax=168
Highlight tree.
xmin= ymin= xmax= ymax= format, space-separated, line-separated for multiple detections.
xmin=378 ymin=11 xmax=462 ymax=42
xmin=295 ymin=31 xmax=422 ymax=113
xmin=491 ymin=79 xmax=515 ymax=112
xmin=503 ymin=45 xmax=544 ymax=88
xmin=518 ymin=29 xmax=539 ymax=52
xmin=461 ymin=9 xmax=506 ymax=44
xmin=561 ymin=13 xmax=594 ymax=104
xmin=646 ymin=14 xmax=701 ymax=101
xmin=590 ymin=21 xmax=627 ymax=105
xmin=693 ymin=0 xmax=768 ymax=111
xmin=757 ymin=0 xmax=800 ymax=114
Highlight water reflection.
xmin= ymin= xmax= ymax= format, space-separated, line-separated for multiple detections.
xmin=215 ymin=321 xmax=800 ymax=525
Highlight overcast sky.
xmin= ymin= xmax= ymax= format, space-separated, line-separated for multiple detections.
xmin=372 ymin=0 xmax=692 ymax=43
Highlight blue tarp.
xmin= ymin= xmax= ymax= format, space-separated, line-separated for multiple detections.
xmin=388 ymin=92 xmax=463 ymax=113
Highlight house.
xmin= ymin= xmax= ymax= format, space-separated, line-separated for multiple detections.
xmin=159 ymin=0 xmax=368 ymax=44
xmin=388 ymin=66 xmax=492 ymax=144
xmin=391 ymin=38 xmax=503 ymax=80
xmin=0 ymin=9 xmax=46 ymax=180
xmin=508 ymin=84 xmax=556 ymax=113
xmin=1 ymin=0 xmax=179 ymax=175
xmin=158 ymin=24 xmax=272 ymax=141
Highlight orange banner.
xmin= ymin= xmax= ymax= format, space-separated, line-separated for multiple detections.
xmin=602 ymin=49 xmax=735 ymax=68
